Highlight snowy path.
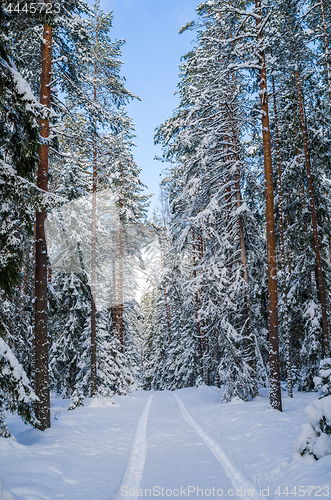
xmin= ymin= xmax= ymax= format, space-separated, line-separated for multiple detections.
xmin=2 ymin=388 xmax=330 ymax=500
xmin=174 ymin=393 xmax=260 ymax=499
xmin=114 ymin=394 xmax=153 ymax=500
xmin=113 ymin=391 xmax=257 ymax=500
xmin=139 ymin=391 xmax=240 ymax=499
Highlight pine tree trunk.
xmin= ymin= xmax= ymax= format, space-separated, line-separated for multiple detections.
xmin=295 ymin=71 xmax=330 ymax=358
xmin=90 ymin=154 xmax=97 ymax=397
xmin=34 ymin=23 xmax=52 ymax=430
xmin=271 ymin=75 xmax=293 ymax=398
xmin=255 ymin=0 xmax=282 ymax=411
xmin=321 ymin=0 xmax=331 ymax=103
xmin=115 ymin=230 xmax=120 ymax=339
xmin=90 ymin=17 xmax=99 ymax=396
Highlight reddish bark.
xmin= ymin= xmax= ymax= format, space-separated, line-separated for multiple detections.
xmin=255 ymin=0 xmax=282 ymax=411
xmin=34 ymin=23 xmax=52 ymax=430
xmin=112 ymin=256 xmax=117 ymax=335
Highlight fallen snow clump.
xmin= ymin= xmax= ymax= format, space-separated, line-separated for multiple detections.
xmin=293 ymin=358 xmax=331 ymax=460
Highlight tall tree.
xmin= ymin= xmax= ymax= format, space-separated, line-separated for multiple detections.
xmin=82 ymin=1 xmax=136 ymax=396
xmin=255 ymin=0 xmax=282 ymax=411
xmin=269 ymin=0 xmax=331 ymax=385
xmin=155 ymin=3 xmax=268 ymax=399
xmin=203 ymin=0 xmax=283 ymax=410
xmin=0 ymin=1 xmax=48 ymax=433
xmin=34 ymin=19 xmax=52 ymax=430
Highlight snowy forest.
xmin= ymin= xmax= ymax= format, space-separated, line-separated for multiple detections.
xmin=1 ymin=0 xmax=331 ymax=495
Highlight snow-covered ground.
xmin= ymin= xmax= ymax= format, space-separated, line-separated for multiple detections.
xmin=1 ymin=387 xmax=330 ymax=500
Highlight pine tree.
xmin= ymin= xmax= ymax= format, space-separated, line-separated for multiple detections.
xmin=0 ymin=7 xmax=45 ymax=296
xmin=74 ymin=309 xmax=136 ymax=397
xmin=0 ymin=1 xmax=49 ymax=433
xmin=49 ymin=271 xmax=91 ymax=398
xmin=0 ymin=337 xmax=38 ymax=437
xmin=3 ymin=0 xmax=96 ymax=430
xmin=154 ymin=3 xmax=268 ymax=399
xmin=268 ymin=0 xmax=331 ymax=387
xmin=142 ymin=289 xmax=173 ymax=390
xmin=69 ymin=1 xmax=139 ymax=396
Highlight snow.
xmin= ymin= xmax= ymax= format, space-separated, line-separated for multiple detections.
xmin=116 ymin=394 xmax=153 ymax=500
xmin=8 ymin=66 xmax=40 ymax=105
xmin=174 ymin=394 xmax=259 ymax=499
xmin=293 ymin=395 xmax=331 ymax=460
xmin=88 ymin=396 xmax=117 ymax=408
xmin=0 ymin=481 xmax=15 ymax=500
xmin=1 ymin=388 xmax=331 ymax=500
xmin=0 ymin=338 xmax=36 ymax=403
xmin=313 ymin=432 xmax=331 ymax=459
xmin=232 ymin=202 xmax=248 ymax=216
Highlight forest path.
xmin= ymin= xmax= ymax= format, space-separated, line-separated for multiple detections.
xmin=135 ymin=391 xmax=243 ymax=499
xmin=2 ymin=388 xmax=327 ymax=500
xmin=174 ymin=394 xmax=260 ymax=499
xmin=115 ymin=394 xmax=153 ymax=500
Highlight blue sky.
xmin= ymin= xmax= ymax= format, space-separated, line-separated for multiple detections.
xmin=97 ymin=0 xmax=198 ymax=215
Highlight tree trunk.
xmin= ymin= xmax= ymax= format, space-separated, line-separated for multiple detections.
xmin=90 ymin=161 xmax=97 ymax=397
xmin=255 ymin=0 xmax=282 ymax=411
xmin=115 ymin=230 xmax=120 ymax=339
xmin=295 ymin=71 xmax=330 ymax=358
xmin=34 ymin=23 xmax=52 ymax=430
xmin=271 ymin=75 xmax=293 ymax=398
xmin=90 ymin=17 xmax=99 ymax=397
xmin=321 ymin=0 xmax=331 ymax=103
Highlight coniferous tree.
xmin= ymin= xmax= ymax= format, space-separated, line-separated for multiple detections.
xmin=268 ymin=0 xmax=331 ymax=387
xmin=71 ymin=1 xmax=138 ymax=396
xmin=0 ymin=1 xmax=50 ymax=433
xmin=154 ymin=3 xmax=268 ymax=399
xmin=0 ymin=337 xmax=38 ymax=437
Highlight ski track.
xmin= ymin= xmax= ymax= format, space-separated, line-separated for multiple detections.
xmin=113 ymin=394 xmax=153 ymax=500
xmin=174 ymin=393 xmax=260 ymax=500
